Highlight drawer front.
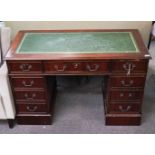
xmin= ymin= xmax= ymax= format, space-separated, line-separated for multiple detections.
xmin=109 ymin=90 xmax=143 ymax=101
xmin=11 ymin=77 xmax=45 ymax=89
xmin=44 ymin=61 xmax=84 ymax=72
xmin=112 ymin=60 xmax=148 ymax=75
xmin=44 ymin=61 xmax=109 ymax=73
xmin=14 ymin=90 xmax=46 ymax=101
xmin=16 ymin=103 xmax=48 ymax=113
xmin=109 ymin=76 xmax=146 ymax=88
xmin=8 ymin=61 xmax=42 ymax=74
xmin=107 ymin=104 xmax=140 ymax=113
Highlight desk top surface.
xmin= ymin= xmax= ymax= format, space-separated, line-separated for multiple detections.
xmin=16 ymin=32 xmax=138 ymax=54
xmin=6 ymin=29 xmax=150 ymax=60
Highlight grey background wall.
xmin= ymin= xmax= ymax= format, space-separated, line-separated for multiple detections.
xmin=6 ymin=21 xmax=152 ymax=46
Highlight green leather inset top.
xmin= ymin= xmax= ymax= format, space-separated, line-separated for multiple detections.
xmin=16 ymin=32 xmax=139 ymax=54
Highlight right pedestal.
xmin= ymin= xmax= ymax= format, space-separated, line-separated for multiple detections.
xmin=104 ymin=59 xmax=148 ymax=126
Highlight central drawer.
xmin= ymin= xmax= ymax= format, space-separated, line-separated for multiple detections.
xmin=44 ymin=61 xmax=109 ymax=73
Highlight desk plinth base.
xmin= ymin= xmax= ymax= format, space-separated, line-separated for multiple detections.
xmin=105 ymin=113 xmax=141 ymax=126
xmin=16 ymin=114 xmax=52 ymax=125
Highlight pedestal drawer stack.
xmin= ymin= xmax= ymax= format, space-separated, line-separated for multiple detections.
xmin=7 ymin=60 xmax=55 ymax=125
xmin=105 ymin=59 xmax=149 ymax=125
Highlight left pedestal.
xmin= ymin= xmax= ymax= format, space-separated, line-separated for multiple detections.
xmin=7 ymin=60 xmax=56 ymax=125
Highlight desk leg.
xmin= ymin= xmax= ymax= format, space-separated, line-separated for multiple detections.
xmin=8 ymin=119 xmax=14 ymax=128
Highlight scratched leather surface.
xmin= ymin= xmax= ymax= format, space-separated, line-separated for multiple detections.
xmin=16 ymin=32 xmax=139 ymax=54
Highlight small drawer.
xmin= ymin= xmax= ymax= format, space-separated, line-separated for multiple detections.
xmin=107 ymin=104 xmax=140 ymax=114
xmin=14 ymin=90 xmax=46 ymax=101
xmin=109 ymin=90 xmax=143 ymax=101
xmin=109 ymin=76 xmax=146 ymax=88
xmin=44 ymin=61 xmax=84 ymax=72
xmin=44 ymin=61 xmax=109 ymax=73
xmin=112 ymin=60 xmax=148 ymax=75
xmin=16 ymin=103 xmax=48 ymax=113
xmin=11 ymin=77 xmax=45 ymax=89
xmin=7 ymin=61 xmax=42 ymax=74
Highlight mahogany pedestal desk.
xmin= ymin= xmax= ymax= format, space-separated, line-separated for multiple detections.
xmin=5 ymin=29 xmax=151 ymax=125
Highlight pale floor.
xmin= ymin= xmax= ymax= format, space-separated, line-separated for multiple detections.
xmin=0 ymin=42 xmax=155 ymax=134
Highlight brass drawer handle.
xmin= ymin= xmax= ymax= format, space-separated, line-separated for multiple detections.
xmin=123 ymin=63 xmax=136 ymax=75
xmin=24 ymin=93 xmax=36 ymax=100
xmin=54 ymin=65 xmax=67 ymax=72
xmin=20 ymin=64 xmax=32 ymax=72
xmin=26 ymin=105 xmax=38 ymax=112
xmin=120 ymin=93 xmax=124 ymax=97
xmin=119 ymin=92 xmax=133 ymax=98
xmin=22 ymin=80 xmax=34 ymax=87
xmin=73 ymin=63 xmax=80 ymax=69
xmin=121 ymin=80 xmax=134 ymax=87
xmin=128 ymin=93 xmax=133 ymax=97
xmin=119 ymin=105 xmax=131 ymax=112
xmin=86 ymin=64 xmax=100 ymax=72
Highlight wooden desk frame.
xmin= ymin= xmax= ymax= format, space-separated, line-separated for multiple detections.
xmin=5 ymin=29 xmax=151 ymax=126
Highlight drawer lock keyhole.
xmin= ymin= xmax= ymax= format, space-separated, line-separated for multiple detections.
xmin=123 ymin=63 xmax=136 ymax=75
